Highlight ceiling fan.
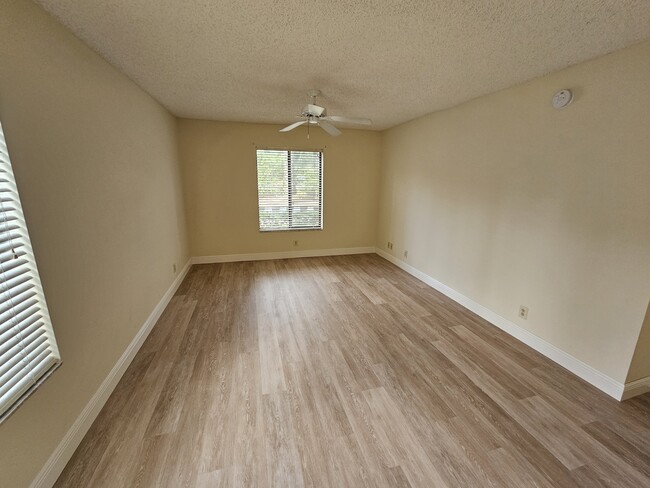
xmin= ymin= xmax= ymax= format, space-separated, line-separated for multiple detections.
xmin=279 ymin=90 xmax=372 ymax=137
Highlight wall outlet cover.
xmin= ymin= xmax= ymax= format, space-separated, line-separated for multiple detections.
xmin=519 ymin=305 xmax=529 ymax=319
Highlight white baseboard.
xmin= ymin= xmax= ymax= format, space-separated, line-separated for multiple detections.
xmin=374 ymin=249 xmax=627 ymax=401
xmin=621 ymin=376 xmax=650 ymax=401
xmin=30 ymin=260 xmax=192 ymax=488
xmin=191 ymin=246 xmax=375 ymax=264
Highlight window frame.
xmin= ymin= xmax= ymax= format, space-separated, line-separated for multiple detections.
xmin=255 ymin=148 xmax=324 ymax=233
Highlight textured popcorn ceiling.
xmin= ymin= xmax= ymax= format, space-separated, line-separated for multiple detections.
xmin=34 ymin=0 xmax=650 ymax=129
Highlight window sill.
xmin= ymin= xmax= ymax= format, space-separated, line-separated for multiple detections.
xmin=259 ymin=227 xmax=323 ymax=233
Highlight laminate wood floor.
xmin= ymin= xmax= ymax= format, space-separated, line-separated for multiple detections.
xmin=55 ymin=254 xmax=650 ymax=487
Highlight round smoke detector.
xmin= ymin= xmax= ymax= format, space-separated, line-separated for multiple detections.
xmin=552 ymin=89 xmax=573 ymax=109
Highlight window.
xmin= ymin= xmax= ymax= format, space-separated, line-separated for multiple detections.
xmin=0 ymin=122 xmax=60 ymax=423
xmin=256 ymin=149 xmax=323 ymax=231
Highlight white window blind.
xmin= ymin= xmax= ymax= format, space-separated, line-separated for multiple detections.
xmin=256 ymin=149 xmax=323 ymax=231
xmin=0 ymin=122 xmax=60 ymax=423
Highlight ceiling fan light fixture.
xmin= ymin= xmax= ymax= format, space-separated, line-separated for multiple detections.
xmin=279 ymin=90 xmax=372 ymax=137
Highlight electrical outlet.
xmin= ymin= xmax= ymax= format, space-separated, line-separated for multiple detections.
xmin=404 ymin=250 xmax=408 ymax=259
xmin=518 ymin=305 xmax=529 ymax=320
xmin=293 ymin=240 xmax=299 ymax=247
xmin=173 ymin=263 xmax=177 ymax=273
xmin=387 ymin=241 xmax=393 ymax=250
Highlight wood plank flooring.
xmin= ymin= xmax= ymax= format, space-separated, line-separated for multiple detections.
xmin=55 ymin=254 xmax=650 ymax=487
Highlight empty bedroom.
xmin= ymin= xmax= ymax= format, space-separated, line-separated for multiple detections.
xmin=1 ymin=0 xmax=649 ymax=487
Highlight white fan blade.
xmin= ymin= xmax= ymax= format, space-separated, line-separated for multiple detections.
xmin=327 ymin=115 xmax=372 ymax=126
xmin=318 ymin=120 xmax=342 ymax=137
xmin=303 ymin=104 xmax=326 ymax=117
xmin=279 ymin=120 xmax=307 ymax=132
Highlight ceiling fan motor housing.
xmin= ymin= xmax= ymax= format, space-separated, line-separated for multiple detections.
xmin=302 ymin=104 xmax=326 ymax=118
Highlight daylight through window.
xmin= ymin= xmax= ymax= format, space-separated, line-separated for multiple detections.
xmin=256 ymin=149 xmax=323 ymax=231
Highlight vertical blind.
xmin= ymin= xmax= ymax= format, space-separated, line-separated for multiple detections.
xmin=256 ymin=149 xmax=323 ymax=231
xmin=0 ymin=122 xmax=60 ymax=422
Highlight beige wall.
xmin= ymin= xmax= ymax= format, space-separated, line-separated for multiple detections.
xmin=378 ymin=40 xmax=650 ymax=384
xmin=0 ymin=1 xmax=189 ymax=486
xmin=627 ymin=301 xmax=650 ymax=382
xmin=178 ymin=119 xmax=381 ymax=257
